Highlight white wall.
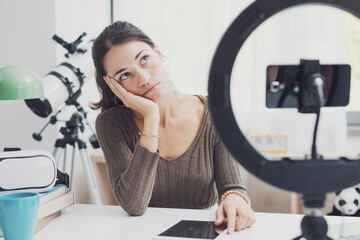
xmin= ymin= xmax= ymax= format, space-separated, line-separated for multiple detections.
xmin=0 ymin=0 xmax=57 ymax=152
xmin=0 ymin=0 xmax=109 ymax=204
xmin=53 ymin=0 xmax=110 ymax=203
xmin=113 ymin=0 xmax=254 ymax=95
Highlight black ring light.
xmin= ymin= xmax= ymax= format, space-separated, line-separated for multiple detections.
xmin=208 ymin=0 xmax=360 ymax=196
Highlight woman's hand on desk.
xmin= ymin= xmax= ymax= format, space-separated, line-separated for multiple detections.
xmin=215 ymin=195 xmax=256 ymax=234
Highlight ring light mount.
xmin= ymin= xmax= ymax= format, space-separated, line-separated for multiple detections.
xmin=208 ymin=1 xmax=360 ymax=239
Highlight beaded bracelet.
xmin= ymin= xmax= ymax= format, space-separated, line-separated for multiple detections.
xmin=220 ymin=190 xmax=250 ymax=206
xmin=138 ymin=131 xmax=158 ymax=138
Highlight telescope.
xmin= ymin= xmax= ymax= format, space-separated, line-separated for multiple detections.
xmin=23 ymin=33 xmax=102 ymax=204
xmin=25 ymin=33 xmax=93 ymax=118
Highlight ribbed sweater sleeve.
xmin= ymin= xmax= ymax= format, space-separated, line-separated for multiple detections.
xmin=95 ymin=109 xmax=160 ymax=215
xmin=213 ymin=132 xmax=249 ymax=200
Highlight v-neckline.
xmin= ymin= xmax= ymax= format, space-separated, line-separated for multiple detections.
xmin=126 ymin=95 xmax=208 ymax=161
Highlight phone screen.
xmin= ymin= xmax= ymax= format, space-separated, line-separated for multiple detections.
xmin=266 ymin=64 xmax=350 ymax=108
xmin=158 ymin=220 xmax=226 ymax=239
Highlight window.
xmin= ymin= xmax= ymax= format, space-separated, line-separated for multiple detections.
xmin=345 ymin=13 xmax=360 ymax=112
xmin=113 ymin=0 xmax=253 ymax=95
xmin=345 ymin=13 xmax=360 ymax=129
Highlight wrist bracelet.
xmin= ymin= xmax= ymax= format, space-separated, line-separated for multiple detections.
xmin=138 ymin=131 xmax=158 ymax=138
xmin=220 ymin=190 xmax=250 ymax=206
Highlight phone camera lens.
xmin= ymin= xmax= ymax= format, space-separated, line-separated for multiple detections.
xmin=270 ymin=81 xmax=280 ymax=92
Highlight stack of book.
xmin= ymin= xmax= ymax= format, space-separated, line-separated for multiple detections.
xmin=35 ymin=184 xmax=75 ymax=233
xmin=0 ymin=184 xmax=74 ymax=237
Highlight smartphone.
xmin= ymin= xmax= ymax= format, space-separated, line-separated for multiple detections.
xmin=152 ymin=220 xmax=227 ymax=240
xmin=266 ymin=64 xmax=351 ymax=108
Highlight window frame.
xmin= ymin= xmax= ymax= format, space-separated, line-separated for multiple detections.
xmin=347 ymin=111 xmax=360 ymax=134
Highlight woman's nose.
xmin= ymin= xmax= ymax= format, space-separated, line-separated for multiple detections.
xmin=137 ymin=69 xmax=151 ymax=87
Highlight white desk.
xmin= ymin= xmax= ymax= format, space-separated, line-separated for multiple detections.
xmin=34 ymin=204 xmax=360 ymax=240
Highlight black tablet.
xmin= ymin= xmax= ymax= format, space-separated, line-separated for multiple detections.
xmin=152 ymin=220 xmax=227 ymax=240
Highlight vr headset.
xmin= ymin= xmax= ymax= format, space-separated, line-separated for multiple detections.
xmin=0 ymin=149 xmax=69 ymax=193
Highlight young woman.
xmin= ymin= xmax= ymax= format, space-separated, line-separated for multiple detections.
xmin=91 ymin=21 xmax=256 ymax=233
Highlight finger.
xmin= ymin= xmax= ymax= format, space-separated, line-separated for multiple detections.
xmin=111 ymin=81 xmax=127 ymax=99
xmin=215 ymin=205 xmax=224 ymax=226
xmin=103 ymin=75 xmax=110 ymax=82
xmin=103 ymin=75 xmax=117 ymax=92
xmin=246 ymin=217 xmax=256 ymax=229
xmin=106 ymin=76 xmax=119 ymax=90
xmin=238 ymin=208 xmax=256 ymax=230
xmin=244 ymin=208 xmax=256 ymax=227
xmin=104 ymin=75 xmax=118 ymax=88
xmin=214 ymin=225 xmax=226 ymax=235
xmin=104 ymin=76 xmax=127 ymax=100
xmin=244 ymin=213 xmax=254 ymax=229
xmin=224 ymin=206 xmax=236 ymax=234
xmin=248 ymin=211 xmax=256 ymax=228
xmin=236 ymin=212 xmax=248 ymax=231
xmin=236 ymin=206 xmax=253 ymax=230
xmin=248 ymin=219 xmax=256 ymax=228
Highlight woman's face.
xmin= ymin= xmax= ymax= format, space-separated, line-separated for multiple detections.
xmin=103 ymin=41 xmax=170 ymax=102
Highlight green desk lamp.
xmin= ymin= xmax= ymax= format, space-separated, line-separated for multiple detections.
xmin=0 ymin=66 xmax=44 ymax=100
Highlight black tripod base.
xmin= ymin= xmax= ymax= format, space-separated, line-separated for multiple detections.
xmin=293 ymin=215 xmax=332 ymax=240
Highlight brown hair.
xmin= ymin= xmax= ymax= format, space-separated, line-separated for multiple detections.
xmin=91 ymin=21 xmax=155 ymax=111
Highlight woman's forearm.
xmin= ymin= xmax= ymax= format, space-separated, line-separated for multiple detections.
xmin=110 ymin=143 xmax=160 ymax=215
xmin=139 ymin=113 xmax=160 ymax=153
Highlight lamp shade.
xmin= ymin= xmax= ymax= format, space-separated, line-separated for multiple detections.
xmin=0 ymin=66 xmax=44 ymax=100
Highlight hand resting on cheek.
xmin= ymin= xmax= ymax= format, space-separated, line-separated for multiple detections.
xmin=103 ymin=75 xmax=159 ymax=118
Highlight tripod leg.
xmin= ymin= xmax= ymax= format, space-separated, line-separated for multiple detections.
xmin=53 ymin=139 xmax=68 ymax=170
xmin=62 ymin=146 xmax=67 ymax=173
xmin=77 ymin=146 xmax=102 ymax=204
xmin=70 ymin=145 xmax=76 ymax=190
xmin=53 ymin=146 xmax=64 ymax=168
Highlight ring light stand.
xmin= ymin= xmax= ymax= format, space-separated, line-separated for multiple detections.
xmin=208 ymin=1 xmax=360 ymax=239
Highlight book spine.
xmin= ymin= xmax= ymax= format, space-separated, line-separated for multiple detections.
xmin=39 ymin=186 xmax=68 ymax=205
xmin=37 ymin=191 xmax=74 ymax=220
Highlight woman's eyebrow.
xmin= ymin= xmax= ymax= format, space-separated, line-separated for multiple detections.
xmin=135 ymin=49 xmax=145 ymax=60
xmin=113 ymin=50 xmax=146 ymax=78
xmin=113 ymin=68 xmax=127 ymax=78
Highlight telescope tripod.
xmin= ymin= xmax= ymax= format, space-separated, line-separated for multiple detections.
xmin=52 ymin=112 xmax=102 ymax=204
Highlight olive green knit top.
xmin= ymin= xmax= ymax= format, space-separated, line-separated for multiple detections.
xmin=95 ymin=95 xmax=247 ymax=215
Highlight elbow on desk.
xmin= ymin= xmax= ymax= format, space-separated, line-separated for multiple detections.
xmin=112 ymin=183 xmax=149 ymax=216
xmin=122 ymin=204 xmax=147 ymax=216
xmin=115 ymin=194 xmax=148 ymax=216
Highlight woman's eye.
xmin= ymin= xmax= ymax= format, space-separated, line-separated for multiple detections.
xmin=140 ymin=55 xmax=149 ymax=64
xmin=120 ymin=72 xmax=131 ymax=81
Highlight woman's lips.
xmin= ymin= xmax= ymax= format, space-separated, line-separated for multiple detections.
xmin=142 ymin=82 xmax=160 ymax=96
